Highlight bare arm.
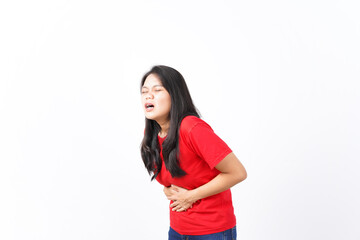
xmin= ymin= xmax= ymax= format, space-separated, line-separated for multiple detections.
xmin=165 ymin=152 xmax=247 ymax=212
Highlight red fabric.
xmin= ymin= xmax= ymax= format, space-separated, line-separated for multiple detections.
xmin=156 ymin=116 xmax=236 ymax=235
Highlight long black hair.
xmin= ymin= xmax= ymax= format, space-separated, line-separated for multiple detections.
xmin=140 ymin=65 xmax=200 ymax=180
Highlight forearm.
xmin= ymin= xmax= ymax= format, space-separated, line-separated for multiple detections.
xmin=167 ymin=152 xmax=247 ymax=212
xmin=190 ymin=152 xmax=247 ymax=202
xmin=190 ymin=172 xmax=244 ymax=202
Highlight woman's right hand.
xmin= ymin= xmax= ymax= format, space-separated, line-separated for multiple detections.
xmin=163 ymin=186 xmax=174 ymax=200
xmin=163 ymin=185 xmax=196 ymax=212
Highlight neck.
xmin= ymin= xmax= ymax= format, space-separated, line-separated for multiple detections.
xmin=157 ymin=119 xmax=170 ymax=137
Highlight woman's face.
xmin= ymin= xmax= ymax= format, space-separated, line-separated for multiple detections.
xmin=141 ymin=74 xmax=171 ymax=125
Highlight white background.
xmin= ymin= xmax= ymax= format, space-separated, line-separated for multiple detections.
xmin=1 ymin=0 xmax=359 ymax=239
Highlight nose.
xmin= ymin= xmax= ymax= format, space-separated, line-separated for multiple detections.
xmin=145 ymin=92 xmax=154 ymax=100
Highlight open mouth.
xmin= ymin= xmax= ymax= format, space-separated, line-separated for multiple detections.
xmin=145 ymin=103 xmax=154 ymax=110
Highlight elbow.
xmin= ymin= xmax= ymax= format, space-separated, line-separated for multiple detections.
xmin=235 ymin=169 xmax=247 ymax=183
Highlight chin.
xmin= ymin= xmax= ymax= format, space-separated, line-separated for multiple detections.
xmin=144 ymin=115 xmax=156 ymax=121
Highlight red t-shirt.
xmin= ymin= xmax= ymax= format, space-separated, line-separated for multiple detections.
xmin=156 ymin=116 xmax=236 ymax=235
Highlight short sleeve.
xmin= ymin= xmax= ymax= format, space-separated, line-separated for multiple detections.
xmin=185 ymin=121 xmax=232 ymax=169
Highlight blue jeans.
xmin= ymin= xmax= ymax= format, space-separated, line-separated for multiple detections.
xmin=168 ymin=226 xmax=237 ymax=240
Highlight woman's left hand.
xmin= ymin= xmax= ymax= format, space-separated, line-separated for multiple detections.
xmin=165 ymin=185 xmax=197 ymax=212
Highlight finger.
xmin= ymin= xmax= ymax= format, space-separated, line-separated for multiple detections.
xmin=170 ymin=201 xmax=179 ymax=208
xmin=172 ymin=206 xmax=180 ymax=211
xmin=171 ymin=184 xmax=180 ymax=192
xmin=173 ymin=203 xmax=189 ymax=212
xmin=168 ymin=196 xmax=177 ymax=202
xmin=169 ymin=189 xmax=179 ymax=194
xmin=170 ymin=202 xmax=180 ymax=208
xmin=176 ymin=207 xmax=187 ymax=212
xmin=171 ymin=184 xmax=187 ymax=191
xmin=168 ymin=194 xmax=176 ymax=200
xmin=172 ymin=204 xmax=183 ymax=211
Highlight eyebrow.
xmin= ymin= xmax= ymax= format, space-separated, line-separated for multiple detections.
xmin=141 ymin=84 xmax=164 ymax=89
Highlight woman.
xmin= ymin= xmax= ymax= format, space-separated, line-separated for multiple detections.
xmin=140 ymin=65 xmax=247 ymax=240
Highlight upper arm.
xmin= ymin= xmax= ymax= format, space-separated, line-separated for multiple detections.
xmin=184 ymin=120 xmax=232 ymax=169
